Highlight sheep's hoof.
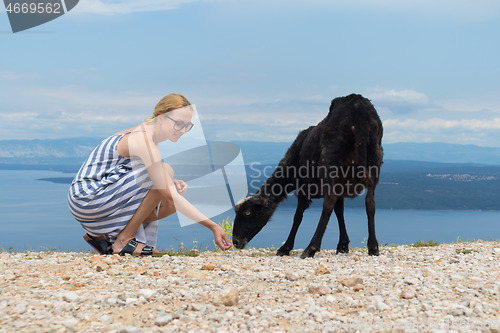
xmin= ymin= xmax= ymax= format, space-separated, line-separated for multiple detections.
xmin=276 ymin=246 xmax=291 ymax=256
xmin=300 ymin=246 xmax=318 ymax=259
xmin=336 ymin=242 xmax=350 ymax=254
xmin=368 ymin=247 xmax=380 ymax=256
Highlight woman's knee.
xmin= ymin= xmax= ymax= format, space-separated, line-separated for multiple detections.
xmin=160 ymin=200 xmax=176 ymax=218
xmin=148 ymin=188 xmax=160 ymax=196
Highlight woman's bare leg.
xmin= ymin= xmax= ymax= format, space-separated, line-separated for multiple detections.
xmin=143 ymin=197 xmax=176 ymax=254
xmin=112 ymin=189 xmax=175 ymax=253
xmin=143 ymin=198 xmax=176 ymax=223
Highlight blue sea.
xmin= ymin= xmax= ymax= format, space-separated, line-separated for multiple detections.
xmin=0 ymin=170 xmax=498 ymax=252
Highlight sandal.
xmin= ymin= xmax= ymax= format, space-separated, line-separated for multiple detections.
xmin=115 ymin=238 xmax=153 ymax=257
xmin=83 ymin=234 xmax=113 ymax=255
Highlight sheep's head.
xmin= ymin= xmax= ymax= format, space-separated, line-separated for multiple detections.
xmin=232 ymin=195 xmax=273 ymax=249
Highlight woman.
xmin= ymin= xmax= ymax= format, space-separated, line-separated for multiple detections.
xmin=68 ymin=93 xmax=231 ymax=255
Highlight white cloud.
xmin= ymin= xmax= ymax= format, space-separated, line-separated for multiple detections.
xmin=382 ymin=117 xmax=500 ymax=146
xmin=199 ymin=94 xmax=328 ymax=131
xmin=365 ymin=87 xmax=500 ymax=125
xmin=337 ymin=87 xmax=500 ymax=146
xmin=203 ymin=112 xmax=316 ymax=129
xmin=364 ymin=87 xmax=431 ymax=116
xmin=384 ymin=118 xmax=500 ymax=131
xmin=225 ymin=129 xmax=296 ymax=142
xmin=2 ymin=81 xmax=500 ymax=147
xmin=368 ymin=88 xmax=429 ymax=106
xmin=0 ymin=85 xmax=163 ymax=139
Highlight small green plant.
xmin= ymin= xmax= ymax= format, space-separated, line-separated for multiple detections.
xmin=154 ymin=237 xmax=204 ymax=257
xmin=156 ymin=244 xmax=201 ymax=257
xmin=456 ymin=248 xmax=479 ymax=254
xmin=25 ymin=254 xmax=43 ymax=260
xmin=160 ymin=248 xmax=200 ymax=257
xmin=453 ymin=236 xmax=476 ymax=243
xmin=213 ymin=216 xmax=235 ymax=251
xmin=410 ymin=240 xmax=440 ymax=247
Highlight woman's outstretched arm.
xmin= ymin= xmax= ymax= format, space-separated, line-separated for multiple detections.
xmin=127 ymin=130 xmax=231 ymax=249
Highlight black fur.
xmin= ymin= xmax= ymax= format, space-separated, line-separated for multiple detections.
xmin=233 ymin=94 xmax=383 ymax=258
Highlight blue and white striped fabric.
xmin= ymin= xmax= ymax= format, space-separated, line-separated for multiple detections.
xmin=68 ymin=132 xmax=159 ymax=247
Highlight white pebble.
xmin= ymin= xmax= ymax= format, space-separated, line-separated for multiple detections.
xmin=62 ymin=292 xmax=80 ymax=303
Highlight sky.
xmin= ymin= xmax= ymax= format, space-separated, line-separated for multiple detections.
xmin=1 ymin=0 xmax=500 ymax=147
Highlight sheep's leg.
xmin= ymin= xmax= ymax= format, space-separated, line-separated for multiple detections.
xmin=334 ymin=198 xmax=350 ymax=254
xmin=366 ymin=184 xmax=380 ymax=256
xmin=301 ymin=195 xmax=337 ymax=258
xmin=277 ymin=196 xmax=309 ymax=256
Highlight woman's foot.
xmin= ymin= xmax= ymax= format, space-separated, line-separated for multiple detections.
xmin=112 ymin=238 xmax=150 ymax=256
xmin=83 ymin=234 xmax=112 ymax=255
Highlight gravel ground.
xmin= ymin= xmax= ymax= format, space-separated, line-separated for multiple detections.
xmin=0 ymin=241 xmax=498 ymax=333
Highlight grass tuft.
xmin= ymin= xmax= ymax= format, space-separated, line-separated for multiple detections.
xmin=410 ymin=240 xmax=440 ymax=247
xmin=456 ymin=248 xmax=479 ymax=254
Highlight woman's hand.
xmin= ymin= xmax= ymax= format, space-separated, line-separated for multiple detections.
xmin=197 ymin=219 xmax=232 ymax=251
xmin=173 ymin=179 xmax=187 ymax=195
xmin=212 ymin=224 xmax=232 ymax=250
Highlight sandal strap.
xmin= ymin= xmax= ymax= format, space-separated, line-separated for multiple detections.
xmin=119 ymin=238 xmax=139 ymax=256
xmin=117 ymin=239 xmax=153 ymax=256
xmin=141 ymin=246 xmax=154 ymax=256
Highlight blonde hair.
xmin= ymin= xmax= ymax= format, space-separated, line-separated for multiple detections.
xmin=145 ymin=93 xmax=191 ymax=124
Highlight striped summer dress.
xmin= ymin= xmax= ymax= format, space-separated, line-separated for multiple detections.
xmin=68 ymin=131 xmax=160 ymax=247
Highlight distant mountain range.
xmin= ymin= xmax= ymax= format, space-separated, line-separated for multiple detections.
xmin=1 ymin=138 xmax=499 ymax=210
xmin=1 ymin=137 xmax=499 ymax=165
xmin=381 ymin=142 xmax=500 ymax=165
xmin=0 ymin=137 xmax=102 ymax=159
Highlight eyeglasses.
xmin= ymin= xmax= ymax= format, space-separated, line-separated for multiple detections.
xmin=164 ymin=115 xmax=194 ymax=132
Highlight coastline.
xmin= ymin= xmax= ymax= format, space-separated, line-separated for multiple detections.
xmin=1 ymin=241 xmax=498 ymax=332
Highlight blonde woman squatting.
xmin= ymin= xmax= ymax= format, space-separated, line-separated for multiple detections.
xmin=68 ymin=93 xmax=231 ymax=255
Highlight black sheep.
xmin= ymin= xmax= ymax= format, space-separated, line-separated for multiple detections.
xmin=232 ymin=94 xmax=384 ymax=258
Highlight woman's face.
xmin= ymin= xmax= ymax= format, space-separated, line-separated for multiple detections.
xmin=158 ymin=106 xmax=194 ymax=142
